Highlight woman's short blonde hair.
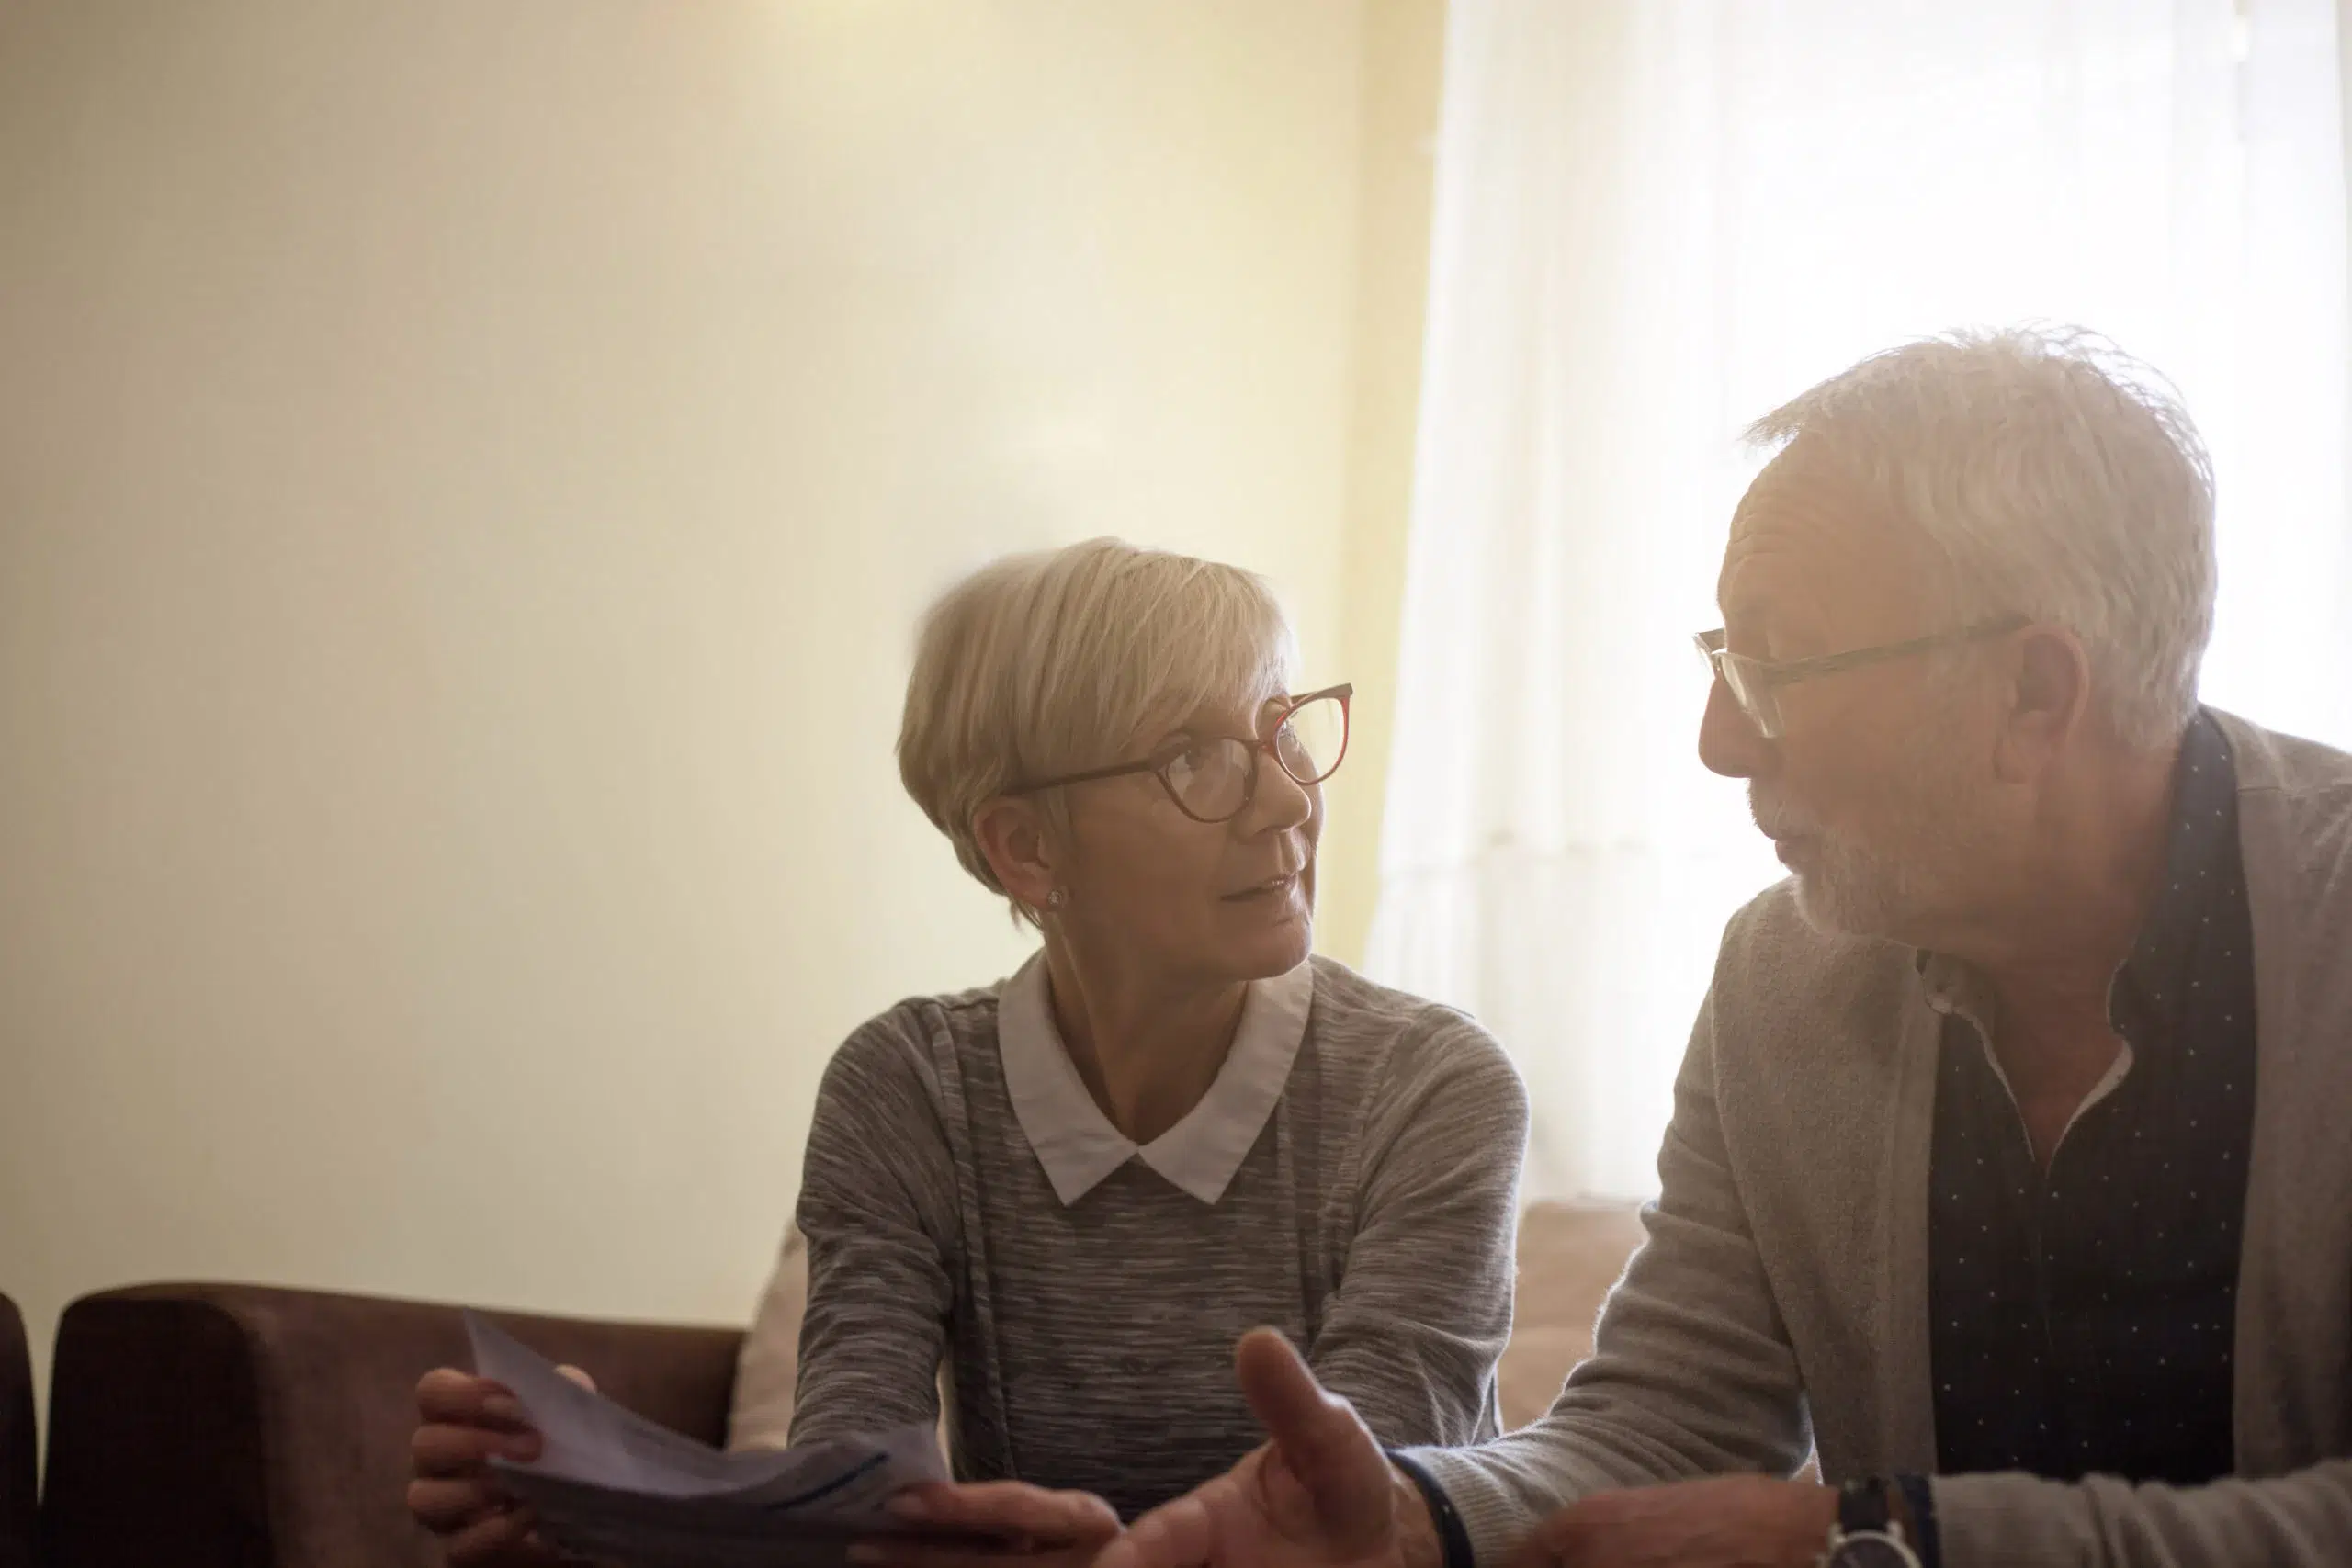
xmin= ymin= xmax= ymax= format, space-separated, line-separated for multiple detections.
xmin=899 ymin=537 xmax=1298 ymax=918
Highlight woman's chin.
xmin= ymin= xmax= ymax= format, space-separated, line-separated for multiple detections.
xmin=1219 ymin=907 xmax=1313 ymax=976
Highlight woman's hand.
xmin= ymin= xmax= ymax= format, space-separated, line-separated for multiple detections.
xmin=847 ymin=1479 xmax=1124 ymax=1568
xmin=405 ymin=1362 xmax=595 ymax=1567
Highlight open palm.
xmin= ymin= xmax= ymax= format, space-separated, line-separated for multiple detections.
xmin=1101 ymin=1330 xmax=1423 ymax=1568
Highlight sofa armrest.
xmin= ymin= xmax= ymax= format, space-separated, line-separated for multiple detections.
xmin=40 ymin=1283 xmax=743 ymax=1568
xmin=0 ymin=1295 xmax=33 ymax=1568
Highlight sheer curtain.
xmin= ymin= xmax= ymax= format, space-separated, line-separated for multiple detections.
xmin=1367 ymin=0 xmax=2352 ymax=1200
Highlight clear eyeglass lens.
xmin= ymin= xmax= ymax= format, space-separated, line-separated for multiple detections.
xmin=1165 ymin=738 xmax=1254 ymax=819
xmin=1737 ymin=665 xmax=1781 ymax=738
xmin=1716 ymin=651 xmax=1779 ymax=738
xmin=1274 ymin=695 xmax=1347 ymax=784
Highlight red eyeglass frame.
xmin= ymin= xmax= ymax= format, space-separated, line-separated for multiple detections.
xmin=1003 ymin=682 xmax=1353 ymax=824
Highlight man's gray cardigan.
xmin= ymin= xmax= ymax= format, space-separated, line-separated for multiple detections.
xmin=1408 ymin=711 xmax=2352 ymax=1566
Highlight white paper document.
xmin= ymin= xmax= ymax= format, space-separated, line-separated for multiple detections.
xmin=466 ymin=1311 xmax=965 ymax=1568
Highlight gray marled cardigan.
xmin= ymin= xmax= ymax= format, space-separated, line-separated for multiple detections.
xmin=1410 ymin=710 xmax=2352 ymax=1567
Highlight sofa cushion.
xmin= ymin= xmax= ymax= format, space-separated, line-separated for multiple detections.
xmin=728 ymin=1226 xmax=811 ymax=1451
xmin=1496 ymin=1200 xmax=1648 ymax=1430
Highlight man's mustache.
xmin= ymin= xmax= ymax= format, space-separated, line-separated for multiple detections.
xmin=1748 ymin=788 xmax=1823 ymax=840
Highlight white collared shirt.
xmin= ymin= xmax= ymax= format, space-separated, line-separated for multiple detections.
xmin=994 ymin=952 xmax=1317 ymax=1206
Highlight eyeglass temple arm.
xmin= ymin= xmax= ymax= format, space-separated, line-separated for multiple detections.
xmin=1724 ymin=617 xmax=2028 ymax=683
xmin=1004 ymin=758 xmax=1161 ymax=795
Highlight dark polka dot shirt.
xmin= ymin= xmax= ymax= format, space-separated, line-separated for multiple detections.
xmin=1923 ymin=708 xmax=2254 ymax=1500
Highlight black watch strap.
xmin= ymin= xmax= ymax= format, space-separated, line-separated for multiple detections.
xmin=1838 ymin=1476 xmax=1894 ymax=1537
xmin=1387 ymin=1450 xmax=1473 ymax=1568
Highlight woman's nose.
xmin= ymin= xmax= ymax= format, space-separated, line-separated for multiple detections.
xmin=1250 ymin=749 xmax=1317 ymax=830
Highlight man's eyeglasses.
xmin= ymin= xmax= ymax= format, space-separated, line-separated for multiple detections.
xmin=1006 ymin=684 xmax=1353 ymax=825
xmin=1694 ymin=616 xmax=2027 ymax=739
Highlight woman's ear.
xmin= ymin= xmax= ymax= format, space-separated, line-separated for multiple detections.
xmin=972 ymin=795 xmax=1059 ymax=912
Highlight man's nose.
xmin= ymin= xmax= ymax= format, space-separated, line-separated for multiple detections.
xmin=1698 ymin=680 xmax=1776 ymax=781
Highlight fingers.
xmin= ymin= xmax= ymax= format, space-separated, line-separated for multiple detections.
xmin=417 ymin=1368 xmax=534 ymax=1431
xmin=408 ymin=1474 xmax=514 ymax=1531
xmin=1234 ymin=1329 xmax=1339 ymax=1453
xmin=441 ymin=1498 xmax=545 ymax=1567
xmin=1233 ymin=1329 xmax=1387 ymax=1547
xmin=892 ymin=1481 xmax=1120 ymax=1543
xmin=848 ymin=1540 xmax=1055 ymax=1568
xmin=407 ymin=1466 xmax=547 ymax=1564
xmin=413 ymin=1419 xmax=543 ymax=1476
xmin=1102 ymin=1477 xmax=1231 ymax=1568
xmin=847 ymin=1481 xmax=1122 ymax=1568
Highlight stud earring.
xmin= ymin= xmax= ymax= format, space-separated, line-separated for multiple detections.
xmin=1046 ymin=888 xmax=1067 ymax=910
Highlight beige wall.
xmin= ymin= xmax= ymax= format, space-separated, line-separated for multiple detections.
xmin=1318 ymin=0 xmax=1448 ymax=964
xmin=0 ymin=2 xmax=1445 ymax=1398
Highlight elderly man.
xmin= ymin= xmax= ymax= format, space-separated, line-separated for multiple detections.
xmin=906 ymin=329 xmax=2349 ymax=1568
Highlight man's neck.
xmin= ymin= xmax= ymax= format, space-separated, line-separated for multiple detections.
xmin=1043 ymin=939 xmax=1249 ymax=1145
xmin=1938 ymin=730 xmax=2184 ymax=1114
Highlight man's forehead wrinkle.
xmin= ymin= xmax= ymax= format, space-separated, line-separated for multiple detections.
xmin=1723 ymin=471 xmax=1844 ymax=629
xmin=1724 ymin=544 xmax=1833 ymax=641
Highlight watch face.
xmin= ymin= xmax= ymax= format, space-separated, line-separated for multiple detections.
xmin=1829 ymin=1533 xmax=1921 ymax=1568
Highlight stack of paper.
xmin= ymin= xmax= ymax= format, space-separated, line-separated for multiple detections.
xmin=467 ymin=1312 xmax=970 ymax=1568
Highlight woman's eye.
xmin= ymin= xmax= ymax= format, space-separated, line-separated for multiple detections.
xmin=1159 ymin=740 xmax=1208 ymax=774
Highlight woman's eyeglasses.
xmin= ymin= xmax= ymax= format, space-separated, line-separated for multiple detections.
xmin=1006 ymin=683 xmax=1352 ymax=824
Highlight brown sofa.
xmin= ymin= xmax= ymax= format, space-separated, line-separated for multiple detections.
xmin=40 ymin=1287 xmax=741 ymax=1568
xmin=3 ymin=1294 xmax=35 ymax=1568
xmin=39 ymin=1201 xmax=1645 ymax=1568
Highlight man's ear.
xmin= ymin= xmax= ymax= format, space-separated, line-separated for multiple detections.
xmin=972 ymin=795 xmax=1059 ymax=912
xmin=1994 ymin=624 xmax=2092 ymax=783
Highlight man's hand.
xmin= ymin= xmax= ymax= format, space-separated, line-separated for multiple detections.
xmin=1098 ymin=1328 xmax=1437 ymax=1568
xmin=1507 ymin=1477 xmax=1836 ymax=1568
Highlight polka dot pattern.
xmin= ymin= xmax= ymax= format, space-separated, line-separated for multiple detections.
xmin=1927 ymin=710 xmax=2255 ymax=1487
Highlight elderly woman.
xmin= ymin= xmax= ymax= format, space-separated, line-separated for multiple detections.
xmin=406 ymin=538 xmax=1528 ymax=1562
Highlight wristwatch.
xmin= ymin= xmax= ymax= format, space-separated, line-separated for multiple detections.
xmin=1817 ymin=1478 xmax=1923 ymax=1568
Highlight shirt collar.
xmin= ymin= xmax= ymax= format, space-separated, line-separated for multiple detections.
xmin=1916 ymin=948 xmax=1996 ymax=1034
xmin=1914 ymin=706 xmax=2241 ymax=1041
xmin=996 ymin=953 xmax=1316 ymax=1207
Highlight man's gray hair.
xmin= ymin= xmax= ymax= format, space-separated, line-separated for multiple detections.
xmin=1746 ymin=326 xmax=2216 ymax=750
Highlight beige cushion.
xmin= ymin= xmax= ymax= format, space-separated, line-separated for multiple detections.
xmin=728 ymin=1198 xmax=1652 ymax=1447
xmin=727 ymin=1226 xmax=811 ymax=1451
xmin=1496 ymin=1199 xmax=1648 ymax=1431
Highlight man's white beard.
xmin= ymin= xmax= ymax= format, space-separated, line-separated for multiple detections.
xmin=1763 ymin=733 xmax=1985 ymax=941
xmin=1792 ymin=825 xmax=1949 ymax=937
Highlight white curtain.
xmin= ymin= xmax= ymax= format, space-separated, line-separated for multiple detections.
xmin=1368 ymin=0 xmax=2352 ymax=1200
